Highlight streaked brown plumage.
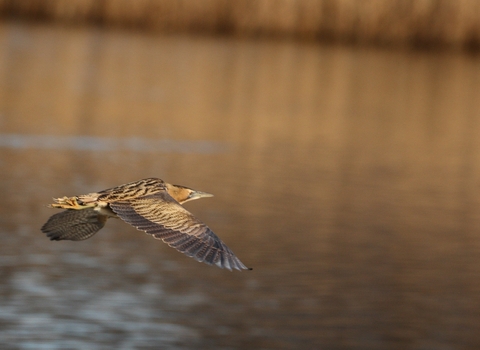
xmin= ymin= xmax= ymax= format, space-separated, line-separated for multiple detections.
xmin=41 ymin=178 xmax=250 ymax=271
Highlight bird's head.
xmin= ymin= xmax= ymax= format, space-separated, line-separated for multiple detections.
xmin=166 ymin=183 xmax=213 ymax=204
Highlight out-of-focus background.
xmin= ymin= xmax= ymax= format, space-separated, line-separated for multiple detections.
xmin=1 ymin=1 xmax=480 ymax=349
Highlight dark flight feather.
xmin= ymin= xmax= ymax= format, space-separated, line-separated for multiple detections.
xmin=41 ymin=208 xmax=106 ymax=241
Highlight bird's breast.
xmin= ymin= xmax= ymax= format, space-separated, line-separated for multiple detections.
xmin=94 ymin=203 xmax=118 ymax=218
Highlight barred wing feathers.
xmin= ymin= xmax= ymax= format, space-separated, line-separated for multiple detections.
xmin=41 ymin=208 xmax=107 ymax=241
xmin=109 ymin=193 xmax=249 ymax=271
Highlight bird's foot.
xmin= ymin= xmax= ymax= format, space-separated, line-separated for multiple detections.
xmin=49 ymin=196 xmax=90 ymax=210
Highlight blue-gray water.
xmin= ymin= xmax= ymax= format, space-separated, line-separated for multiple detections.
xmin=1 ymin=20 xmax=480 ymax=349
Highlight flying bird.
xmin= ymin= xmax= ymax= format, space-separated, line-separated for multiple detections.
xmin=41 ymin=178 xmax=250 ymax=271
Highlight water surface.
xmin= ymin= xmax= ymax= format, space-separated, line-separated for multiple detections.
xmin=1 ymin=21 xmax=480 ymax=349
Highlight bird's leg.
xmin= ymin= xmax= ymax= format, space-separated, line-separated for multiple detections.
xmin=49 ymin=196 xmax=94 ymax=210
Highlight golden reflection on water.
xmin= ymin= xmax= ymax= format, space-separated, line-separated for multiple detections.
xmin=1 ymin=20 xmax=480 ymax=349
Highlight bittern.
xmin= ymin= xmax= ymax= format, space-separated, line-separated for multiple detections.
xmin=41 ymin=178 xmax=250 ymax=271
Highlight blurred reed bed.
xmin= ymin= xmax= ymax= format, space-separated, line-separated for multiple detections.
xmin=0 ymin=0 xmax=480 ymax=50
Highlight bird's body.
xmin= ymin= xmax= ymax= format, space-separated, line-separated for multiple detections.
xmin=41 ymin=178 xmax=250 ymax=271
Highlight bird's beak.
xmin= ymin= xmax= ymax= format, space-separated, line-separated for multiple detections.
xmin=188 ymin=190 xmax=214 ymax=201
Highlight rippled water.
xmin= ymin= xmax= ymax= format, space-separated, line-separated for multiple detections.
xmin=1 ymin=20 xmax=480 ymax=349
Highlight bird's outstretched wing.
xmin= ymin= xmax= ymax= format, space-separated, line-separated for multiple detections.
xmin=109 ymin=192 xmax=249 ymax=271
xmin=41 ymin=208 xmax=107 ymax=241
